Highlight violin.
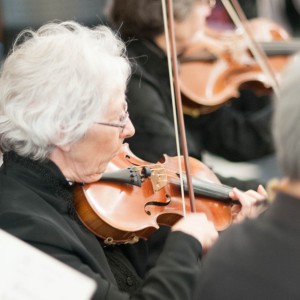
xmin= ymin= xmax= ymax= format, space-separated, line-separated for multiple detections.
xmin=179 ymin=18 xmax=300 ymax=116
xmin=73 ymin=143 xmax=235 ymax=244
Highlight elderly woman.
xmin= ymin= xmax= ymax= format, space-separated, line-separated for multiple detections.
xmin=0 ymin=21 xmax=265 ymax=299
xmin=0 ymin=20 xmax=219 ymax=300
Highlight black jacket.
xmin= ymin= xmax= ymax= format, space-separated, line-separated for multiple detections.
xmin=0 ymin=152 xmax=202 ymax=300
xmin=197 ymin=192 xmax=300 ymax=299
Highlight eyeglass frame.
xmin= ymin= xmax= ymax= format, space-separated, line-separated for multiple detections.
xmin=94 ymin=111 xmax=129 ymax=133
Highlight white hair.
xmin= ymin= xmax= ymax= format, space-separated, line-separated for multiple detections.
xmin=0 ymin=21 xmax=131 ymax=160
xmin=273 ymin=53 xmax=300 ymax=180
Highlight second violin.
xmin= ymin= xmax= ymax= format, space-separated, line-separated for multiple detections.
xmin=179 ymin=18 xmax=300 ymax=116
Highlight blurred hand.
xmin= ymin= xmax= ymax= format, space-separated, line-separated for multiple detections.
xmin=172 ymin=213 xmax=219 ymax=253
xmin=230 ymin=184 xmax=268 ymax=223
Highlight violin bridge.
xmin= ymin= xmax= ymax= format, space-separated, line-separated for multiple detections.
xmin=149 ymin=165 xmax=168 ymax=192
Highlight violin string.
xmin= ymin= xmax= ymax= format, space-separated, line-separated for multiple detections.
xmin=140 ymin=163 xmax=184 ymax=179
xmin=141 ymin=163 xmax=234 ymax=198
xmin=138 ymin=164 xmax=180 ymax=182
xmin=135 ymin=163 xmax=173 ymax=184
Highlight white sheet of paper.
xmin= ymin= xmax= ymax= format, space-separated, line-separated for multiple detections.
xmin=0 ymin=229 xmax=97 ymax=300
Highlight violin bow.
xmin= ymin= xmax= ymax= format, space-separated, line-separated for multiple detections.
xmin=220 ymin=0 xmax=280 ymax=96
xmin=161 ymin=0 xmax=197 ymax=213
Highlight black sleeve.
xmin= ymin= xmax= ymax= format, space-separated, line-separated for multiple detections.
xmin=0 ymin=210 xmax=202 ymax=300
xmin=135 ymin=231 xmax=202 ymax=300
xmin=192 ymin=93 xmax=274 ymax=162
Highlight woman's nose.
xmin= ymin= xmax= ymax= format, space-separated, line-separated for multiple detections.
xmin=120 ymin=118 xmax=135 ymax=138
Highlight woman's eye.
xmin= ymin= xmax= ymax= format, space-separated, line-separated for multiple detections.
xmin=120 ymin=111 xmax=129 ymax=123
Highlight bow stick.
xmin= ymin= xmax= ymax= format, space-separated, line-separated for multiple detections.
xmin=162 ymin=0 xmax=197 ymax=213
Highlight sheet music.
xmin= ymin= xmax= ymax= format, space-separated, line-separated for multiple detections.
xmin=0 ymin=229 xmax=97 ymax=300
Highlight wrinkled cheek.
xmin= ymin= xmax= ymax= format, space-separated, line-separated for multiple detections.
xmin=96 ymin=155 xmax=111 ymax=172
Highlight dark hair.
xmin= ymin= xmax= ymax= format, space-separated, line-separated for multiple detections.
xmin=105 ymin=0 xmax=196 ymax=40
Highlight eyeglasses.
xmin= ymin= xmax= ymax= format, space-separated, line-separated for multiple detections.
xmin=95 ymin=111 xmax=129 ymax=133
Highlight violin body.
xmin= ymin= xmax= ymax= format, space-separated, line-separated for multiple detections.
xmin=179 ymin=18 xmax=298 ymax=116
xmin=74 ymin=144 xmax=233 ymax=244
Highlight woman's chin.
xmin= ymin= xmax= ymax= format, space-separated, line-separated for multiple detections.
xmin=81 ymin=173 xmax=103 ymax=184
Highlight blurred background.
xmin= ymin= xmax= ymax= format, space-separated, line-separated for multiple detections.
xmin=0 ymin=0 xmax=109 ymax=60
xmin=1 ymin=0 xmax=299 ymax=60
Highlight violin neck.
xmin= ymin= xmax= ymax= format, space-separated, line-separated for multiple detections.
xmin=181 ymin=176 xmax=233 ymax=203
xmin=260 ymin=39 xmax=300 ymax=56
